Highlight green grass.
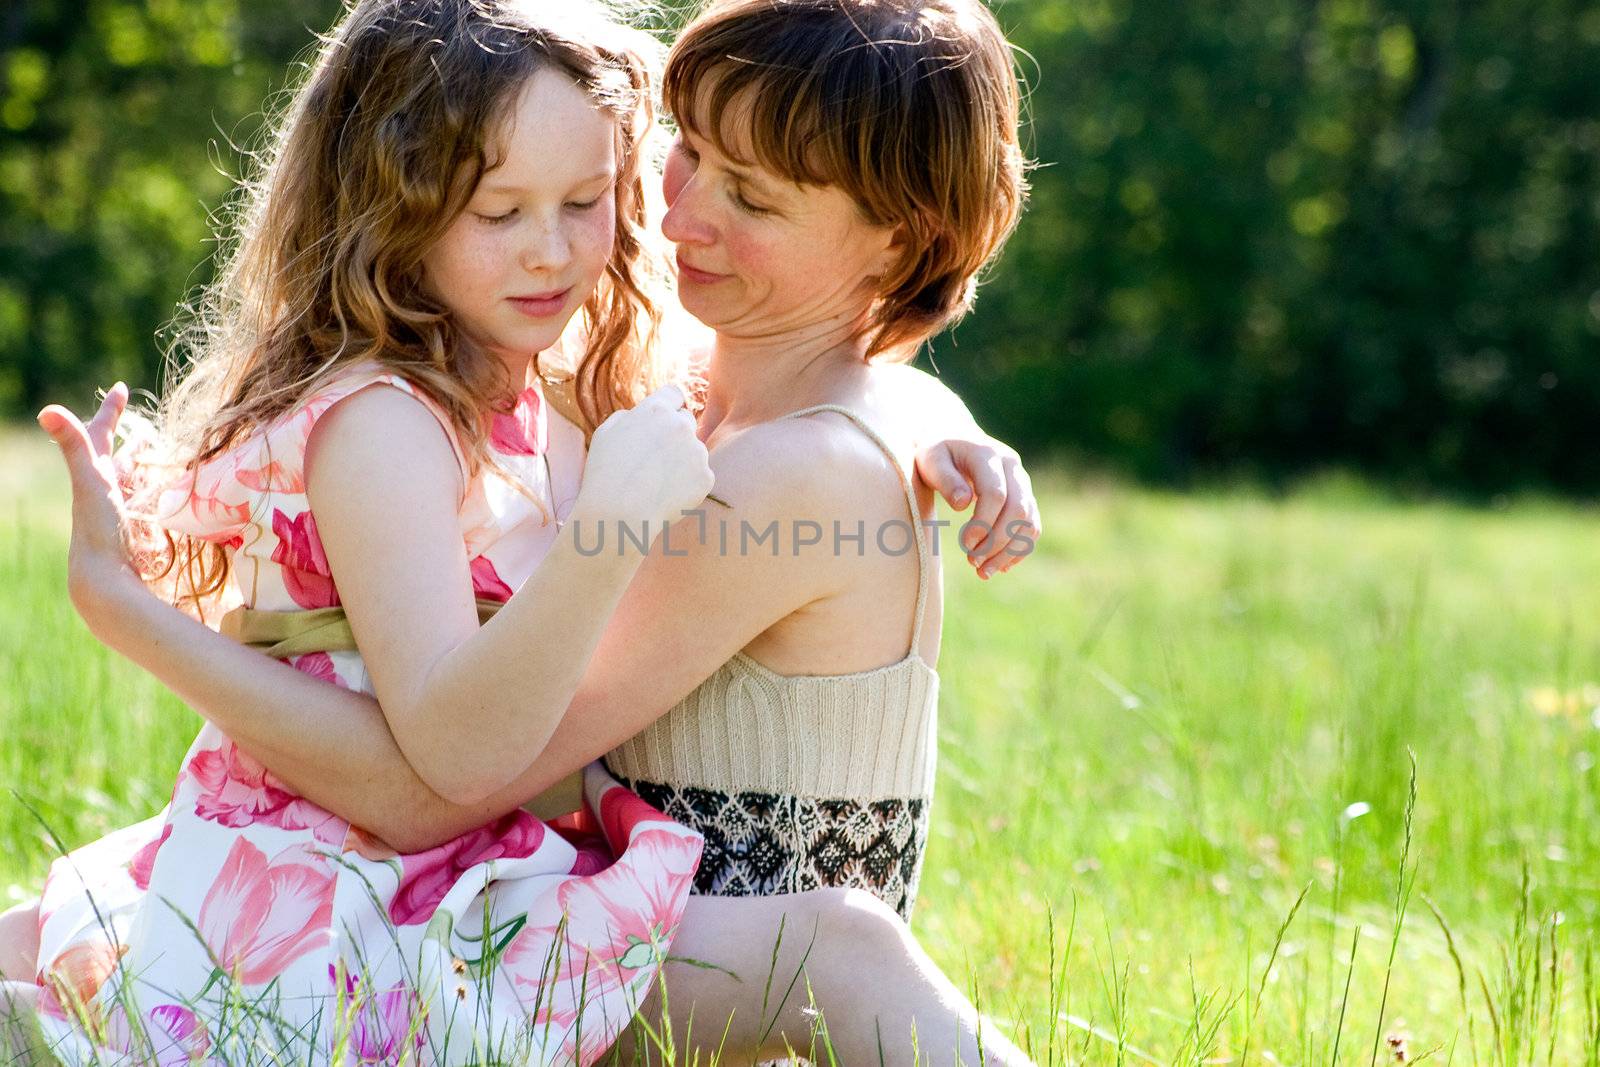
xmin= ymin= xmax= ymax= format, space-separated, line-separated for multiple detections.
xmin=4 ymin=429 xmax=1600 ymax=1063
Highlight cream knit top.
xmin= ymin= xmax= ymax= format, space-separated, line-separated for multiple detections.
xmin=605 ymin=404 xmax=938 ymax=917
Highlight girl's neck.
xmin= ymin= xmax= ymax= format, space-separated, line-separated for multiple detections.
xmin=494 ymin=349 xmax=541 ymax=392
xmin=701 ymin=319 xmax=871 ymax=436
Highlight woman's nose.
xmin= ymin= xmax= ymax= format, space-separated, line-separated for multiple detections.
xmin=661 ymin=178 xmax=714 ymax=247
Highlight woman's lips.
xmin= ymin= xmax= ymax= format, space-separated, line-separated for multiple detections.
xmin=676 ymin=255 xmax=726 ymax=286
xmin=507 ymin=288 xmax=572 ymax=318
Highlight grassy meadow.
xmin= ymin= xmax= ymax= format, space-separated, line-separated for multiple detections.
xmin=3 ymin=426 xmax=1599 ymax=1064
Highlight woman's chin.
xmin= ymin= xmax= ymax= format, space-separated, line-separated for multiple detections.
xmin=671 ymin=289 xmax=735 ymax=332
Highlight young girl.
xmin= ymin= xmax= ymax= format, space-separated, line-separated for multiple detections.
xmin=10 ymin=1 xmax=720 ymax=1062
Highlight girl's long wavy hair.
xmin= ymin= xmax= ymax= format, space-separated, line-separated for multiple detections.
xmin=151 ymin=0 xmax=670 ymax=608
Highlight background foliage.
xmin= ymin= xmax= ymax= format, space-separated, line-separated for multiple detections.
xmin=3 ymin=0 xmax=1599 ymax=492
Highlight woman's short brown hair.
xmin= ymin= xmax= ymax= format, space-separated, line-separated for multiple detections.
xmin=664 ymin=0 xmax=1027 ymax=360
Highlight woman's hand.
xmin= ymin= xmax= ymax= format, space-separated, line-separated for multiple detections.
xmin=915 ymin=437 xmax=1042 ymax=579
xmin=35 ymin=383 xmax=148 ymax=633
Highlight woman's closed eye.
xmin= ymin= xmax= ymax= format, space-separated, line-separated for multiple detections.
xmin=732 ymin=188 xmax=771 ymax=216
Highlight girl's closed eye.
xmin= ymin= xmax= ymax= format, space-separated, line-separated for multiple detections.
xmin=566 ymin=187 xmax=611 ymax=211
xmin=475 ymin=207 xmax=519 ymax=225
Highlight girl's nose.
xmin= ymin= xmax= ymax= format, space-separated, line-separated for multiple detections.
xmin=518 ymin=218 xmax=569 ymax=274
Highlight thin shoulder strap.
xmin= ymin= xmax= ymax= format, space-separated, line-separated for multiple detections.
xmin=781 ymin=404 xmax=931 ymax=653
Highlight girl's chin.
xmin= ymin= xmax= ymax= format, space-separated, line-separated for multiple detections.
xmin=479 ymin=323 xmax=571 ymax=359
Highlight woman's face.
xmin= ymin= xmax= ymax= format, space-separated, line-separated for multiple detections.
xmin=424 ymin=67 xmax=617 ymax=367
xmin=661 ymin=122 xmax=899 ymax=341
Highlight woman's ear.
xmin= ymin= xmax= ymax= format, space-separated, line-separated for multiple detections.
xmin=869 ymin=221 xmax=913 ymax=285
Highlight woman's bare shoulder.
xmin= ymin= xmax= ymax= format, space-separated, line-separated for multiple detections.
xmin=708 ymin=412 xmax=909 ymax=525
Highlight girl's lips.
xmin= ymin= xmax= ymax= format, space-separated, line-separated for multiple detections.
xmin=507 ymin=288 xmax=572 ymax=318
xmin=675 ymin=256 xmax=726 ymax=285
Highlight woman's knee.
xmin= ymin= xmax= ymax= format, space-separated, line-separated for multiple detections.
xmin=788 ymin=887 xmax=916 ymax=982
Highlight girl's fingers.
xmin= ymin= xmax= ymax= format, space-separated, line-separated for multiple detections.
xmin=85 ymin=382 xmax=129 ymax=455
xmin=914 ymin=444 xmax=973 ymax=511
xmin=976 ymin=460 xmax=1039 ymax=575
xmin=643 ymin=383 xmax=689 ymax=411
xmin=36 ymin=406 xmax=105 ymax=498
xmin=961 ymin=453 xmax=1009 ymax=562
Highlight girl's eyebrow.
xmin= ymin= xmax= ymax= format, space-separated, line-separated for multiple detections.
xmin=479 ymin=169 xmax=615 ymax=194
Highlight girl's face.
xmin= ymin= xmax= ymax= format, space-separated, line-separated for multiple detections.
xmin=424 ymin=68 xmax=618 ymax=370
xmin=660 ymin=122 xmax=899 ymax=342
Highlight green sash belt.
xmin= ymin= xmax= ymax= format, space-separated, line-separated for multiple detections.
xmin=220 ymin=600 xmax=585 ymax=821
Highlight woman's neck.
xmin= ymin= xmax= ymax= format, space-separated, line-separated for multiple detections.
xmin=701 ymin=319 xmax=871 ymax=435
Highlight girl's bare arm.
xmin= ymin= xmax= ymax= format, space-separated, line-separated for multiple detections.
xmin=42 ymin=394 xmax=824 ymax=850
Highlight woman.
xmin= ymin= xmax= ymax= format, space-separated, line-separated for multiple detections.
xmin=26 ymin=0 xmax=1040 ymax=1061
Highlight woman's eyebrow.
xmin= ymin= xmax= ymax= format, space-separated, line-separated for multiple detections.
xmin=719 ymin=160 xmax=784 ymax=196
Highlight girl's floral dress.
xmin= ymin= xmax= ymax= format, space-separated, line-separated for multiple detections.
xmin=31 ymin=368 xmax=703 ymax=1066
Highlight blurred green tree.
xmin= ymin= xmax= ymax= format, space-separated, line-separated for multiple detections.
xmin=935 ymin=0 xmax=1600 ymax=491
xmin=0 ymin=0 xmax=337 ymax=410
xmin=5 ymin=0 xmax=1598 ymax=492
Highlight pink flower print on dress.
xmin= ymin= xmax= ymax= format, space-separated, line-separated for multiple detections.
xmin=597 ymin=781 xmax=678 ymax=850
xmin=39 ymin=937 xmax=127 ymax=1021
xmin=197 ymin=838 xmax=335 ymax=986
xmin=128 ymin=823 xmax=173 ymax=891
xmin=270 ymin=508 xmax=340 ymax=609
xmin=237 ymin=459 xmax=305 ymax=495
xmin=489 ymin=388 xmax=548 ymax=457
xmin=94 ymin=1003 xmax=214 ymax=1067
xmin=341 ymin=823 xmax=397 ymax=862
xmin=469 ymin=555 xmax=514 ymax=603
xmin=330 ymin=966 xmax=426 ymax=1065
xmin=144 ymin=1004 xmax=212 ymax=1067
xmin=387 ymin=811 xmax=548 ymax=927
xmin=509 ymin=827 xmax=700 ymax=1065
xmin=290 ymin=652 xmax=337 ymax=685
xmin=189 ymin=741 xmax=346 ymax=845
xmin=161 ymin=464 xmax=253 ymax=543
xmin=567 ymin=837 xmax=612 ymax=878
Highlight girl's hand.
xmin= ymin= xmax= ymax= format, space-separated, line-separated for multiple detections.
xmin=577 ymin=384 xmax=716 ymax=534
xmin=915 ymin=437 xmax=1042 ymax=579
xmin=35 ymin=383 xmax=147 ymax=630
